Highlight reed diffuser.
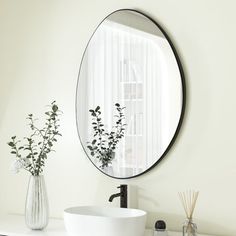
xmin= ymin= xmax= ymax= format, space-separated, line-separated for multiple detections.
xmin=178 ymin=190 xmax=199 ymax=236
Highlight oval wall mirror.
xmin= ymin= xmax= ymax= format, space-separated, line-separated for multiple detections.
xmin=76 ymin=9 xmax=185 ymax=179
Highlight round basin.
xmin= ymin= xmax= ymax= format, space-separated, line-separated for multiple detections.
xmin=64 ymin=206 xmax=147 ymax=236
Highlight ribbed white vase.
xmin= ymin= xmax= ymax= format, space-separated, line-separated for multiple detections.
xmin=25 ymin=175 xmax=49 ymax=230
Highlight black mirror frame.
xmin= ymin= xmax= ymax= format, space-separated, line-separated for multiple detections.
xmin=75 ymin=9 xmax=186 ymax=179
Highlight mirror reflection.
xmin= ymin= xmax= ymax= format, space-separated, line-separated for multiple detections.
xmin=76 ymin=9 xmax=185 ymax=178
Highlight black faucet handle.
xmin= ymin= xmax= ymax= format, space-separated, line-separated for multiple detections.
xmin=117 ymin=184 xmax=127 ymax=189
xmin=117 ymin=185 xmax=128 ymax=197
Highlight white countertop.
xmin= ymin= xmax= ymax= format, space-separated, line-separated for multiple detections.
xmin=0 ymin=215 xmax=210 ymax=236
xmin=0 ymin=215 xmax=65 ymax=236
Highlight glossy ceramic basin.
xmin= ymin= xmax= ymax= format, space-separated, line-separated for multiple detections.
xmin=64 ymin=206 xmax=147 ymax=236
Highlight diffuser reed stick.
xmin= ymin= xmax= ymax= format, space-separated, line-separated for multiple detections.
xmin=178 ymin=190 xmax=199 ymax=219
xmin=178 ymin=190 xmax=199 ymax=236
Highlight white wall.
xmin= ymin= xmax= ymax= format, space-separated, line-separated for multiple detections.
xmin=0 ymin=0 xmax=236 ymax=235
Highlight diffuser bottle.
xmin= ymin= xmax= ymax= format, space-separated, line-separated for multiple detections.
xmin=183 ymin=218 xmax=197 ymax=236
xmin=179 ymin=191 xmax=199 ymax=236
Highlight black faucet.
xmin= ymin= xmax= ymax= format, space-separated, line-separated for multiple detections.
xmin=109 ymin=184 xmax=127 ymax=208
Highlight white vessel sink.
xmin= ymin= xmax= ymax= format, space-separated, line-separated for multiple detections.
xmin=64 ymin=206 xmax=147 ymax=236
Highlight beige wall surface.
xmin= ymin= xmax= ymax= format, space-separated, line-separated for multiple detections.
xmin=0 ymin=0 xmax=236 ymax=235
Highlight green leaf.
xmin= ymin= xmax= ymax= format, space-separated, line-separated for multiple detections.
xmin=95 ymin=106 xmax=100 ymax=112
xmin=92 ymin=139 xmax=96 ymax=145
xmin=8 ymin=142 xmax=14 ymax=147
xmin=11 ymin=151 xmax=16 ymax=154
xmin=52 ymin=104 xmax=58 ymax=112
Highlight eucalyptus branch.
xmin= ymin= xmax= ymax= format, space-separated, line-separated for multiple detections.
xmin=7 ymin=101 xmax=62 ymax=175
xmin=87 ymin=103 xmax=126 ymax=168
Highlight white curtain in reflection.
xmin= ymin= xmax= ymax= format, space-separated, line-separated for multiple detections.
xmin=84 ymin=19 xmax=173 ymax=177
